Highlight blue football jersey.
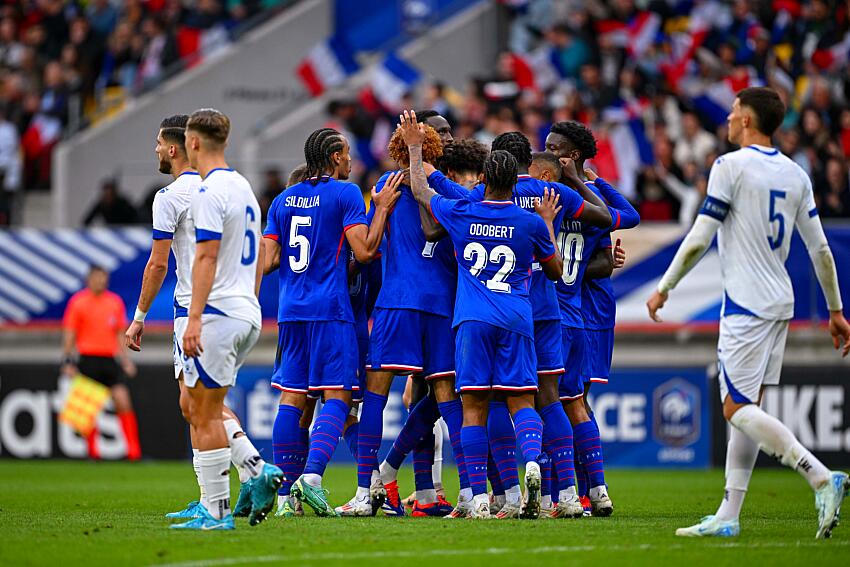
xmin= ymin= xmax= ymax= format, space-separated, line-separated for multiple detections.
xmin=430 ymin=194 xmax=556 ymax=338
xmin=429 ymin=171 xmax=585 ymax=322
xmin=264 ymin=176 xmax=367 ymax=323
xmin=581 ymin=234 xmax=616 ymax=330
xmin=373 ymin=171 xmax=456 ymax=317
xmin=556 ymin=183 xmax=609 ymax=329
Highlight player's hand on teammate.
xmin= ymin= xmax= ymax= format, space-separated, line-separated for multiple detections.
xmin=183 ymin=317 xmax=203 ymax=358
xmin=125 ymin=321 xmax=145 ymax=352
xmin=371 ymin=171 xmax=403 ymax=213
xmin=398 ymin=110 xmax=425 ymax=146
xmin=534 ymin=187 xmax=562 ymax=224
xmin=646 ymin=290 xmax=668 ymax=323
xmin=584 ymin=167 xmax=598 ymax=181
xmin=828 ymin=310 xmax=850 ymax=357
xmin=613 ymin=238 xmax=626 ymax=269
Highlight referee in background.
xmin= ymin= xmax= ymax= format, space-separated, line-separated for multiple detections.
xmin=61 ymin=265 xmax=142 ymax=460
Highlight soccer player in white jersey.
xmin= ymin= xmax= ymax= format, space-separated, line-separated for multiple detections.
xmin=124 ymin=114 xmax=276 ymax=528
xmin=174 ymin=108 xmax=282 ymax=530
xmin=646 ymin=87 xmax=850 ymax=539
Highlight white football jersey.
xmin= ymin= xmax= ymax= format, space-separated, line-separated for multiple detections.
xmin=191 ymin=168 xmax=262 ymax=328
xmin=151 ymin=171 xmax=202 ymax=313
xmin=704 ymin=144 xmax=818 ymax=321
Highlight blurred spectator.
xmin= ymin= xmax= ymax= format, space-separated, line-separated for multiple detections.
xmin=87 ymin=0 xmax=119 ymax=38
xmin=83 ymin=179 xmax=139 ymax=226
xmin=259 ymin=167 xmax=284 ymax=223
xmin=0 ymin=104 xmax=21 ymax=225
xmin=819 ymin=158 xmax=850 ymax=218
xmin=674 ymin=112 xmax=716 ymax=170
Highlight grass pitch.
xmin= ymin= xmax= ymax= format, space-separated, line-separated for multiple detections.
xmin=0 ymin=461 xmax=847 ymax=567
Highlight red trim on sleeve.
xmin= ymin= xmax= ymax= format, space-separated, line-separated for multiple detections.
xmin=428 ymin=202 xmax=441 ymax=225
xmin=263 ymin=234 xmax=279 ymax=241
xmin=343 ymin=222 xmax=365 ymax=233
xmin=613 ymin=210 xmax=621 ymax=230
xmin=538 ymin=252 xmax=556 ymax=263
xmin=335 ymin=233 xmax=346 ymax=264
xmin=572 ymin=201 xmax=585 ymax=219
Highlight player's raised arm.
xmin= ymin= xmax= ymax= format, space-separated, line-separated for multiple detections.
xmin=558 ymin=157 xmax=612 ymax=227
xmin=794 ymin=182 xmax=850 ymax=356
xmin=400 ymin=110 xmax=439 ymax=209
xmin=584 ymin=168 xmax=641 ymax=230
xmin=346 ymin=173 xmax=402 ymax=263
xmin=534 ymin=187 xmax=564 ymax=281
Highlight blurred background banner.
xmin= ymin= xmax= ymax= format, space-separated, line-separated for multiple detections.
xmin=1 ymin=224 xmax=848 ymax=328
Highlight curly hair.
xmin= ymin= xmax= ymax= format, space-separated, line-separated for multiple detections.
xmin=440 ymin=138 xmax=488 ymax=175
xmin=387 ymin=123 xmax=443 ymax=167
xmin=491 ymin=131 xmax=532 ymax=168
xmin=549 ymin=121 xmax=598 ymax=161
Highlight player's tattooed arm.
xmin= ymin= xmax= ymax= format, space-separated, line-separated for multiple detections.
xmin=584 ymin=246 xmax=614 ymax=280
xmin=534 ymin=187 xmax=564 ymax=281
xmin=399 ymin=110 xmax=438 ymax=209
xmin=559 ymin=158 xmax=612 ymax=227
xmin=418 ymin=196 xmax=448 ymax=242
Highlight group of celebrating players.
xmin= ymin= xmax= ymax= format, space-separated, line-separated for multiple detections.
xmin=124 ymin=85 xmax=850 ymax=538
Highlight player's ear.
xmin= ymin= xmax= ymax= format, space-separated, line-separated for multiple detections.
xmin=478 ymin=172 xmax=485 ymax=185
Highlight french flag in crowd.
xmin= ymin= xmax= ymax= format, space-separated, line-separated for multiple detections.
xmin=601 ymin=98 xmax=654 ymax=199
xmin=370 ymin=53 xmax=420 ymax=111
xmin=507 ymin=47 xmax=561 ymax=93
xmin=595 ymin=11 xmax=661 ymax=58
xmin=691 ymin=69 xmax=763 ymax=127
xmin=296 ymin=36 xmax=360 ymax=97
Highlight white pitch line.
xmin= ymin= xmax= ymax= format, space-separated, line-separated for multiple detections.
xmin=151 ymin=540 xmax=850 ymax=567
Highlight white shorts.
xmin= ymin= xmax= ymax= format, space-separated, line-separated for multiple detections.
xmin=717 ymin=315 xmax=789 ymax=404
xmin=175 ymin=315 xmax=260 ymax=388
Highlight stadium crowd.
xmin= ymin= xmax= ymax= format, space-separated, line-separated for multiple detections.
xmin=326 ymin=0 xmax=850 ymax=225
xmin=0 ymin=0 xmax=287 ymax=225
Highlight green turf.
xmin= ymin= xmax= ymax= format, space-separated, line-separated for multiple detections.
xmin=0 ymin=462 xmax=847 ymax=566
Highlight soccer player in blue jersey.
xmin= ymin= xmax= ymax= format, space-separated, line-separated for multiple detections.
xmin=426 ymin=132 xmax=621 ymax=518
xmin=340 ymin=119 xmax=468 ymax=518
xmin=263 ymin=128 xmax=401 ymax=517
xmin=545 ymin=120 xmax=640 ymax=516
xmin=401 ymin=110 xmax=565 ymax=519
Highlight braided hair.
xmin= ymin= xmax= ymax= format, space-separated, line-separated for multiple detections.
xmin=483 ymin=150 xmax=517 ymax=198
xmin=491 ymin=131 xmax=532 ymax=168
xmin=303 ymin=128 xmax=346 ymax=184
xmin=549 ymin=121 xmax=598 ymax=162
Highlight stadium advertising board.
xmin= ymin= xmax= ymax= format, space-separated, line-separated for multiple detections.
xmin=0 ymin=364 xmax=186 ymax=459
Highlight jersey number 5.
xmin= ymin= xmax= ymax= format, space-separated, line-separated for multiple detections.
xmin=289 ymin=215 xmax=311 ymax=272
xmin=463 ymin=243 xmax=515 ymax=293
xmin=767 ymin=189 xmax=787 ymax=250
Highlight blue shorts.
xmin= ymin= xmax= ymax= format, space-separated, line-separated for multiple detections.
xmin=559 ymin=326 xmax=586 ymax=401
xmin=271 ymin=321 xmax=358 ymax=395
xmin=582 ymin=328 xmax=614 ymax=384
xmin=368 ymin=308 xmax=455 ymax=379
xmin=535 ymin=320 xmax=565 ymax=375
xmin=352 ymin=318 xmax=369 ymax=401
xmin=455 ymin=321 xmax=537 ymax=393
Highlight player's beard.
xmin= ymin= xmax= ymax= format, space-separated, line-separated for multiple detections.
xmin=159 ymin=159 xmax=172 ymax=174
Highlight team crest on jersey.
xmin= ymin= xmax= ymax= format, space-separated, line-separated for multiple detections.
xmin=652 ymin=378 xmax=700 ymax=447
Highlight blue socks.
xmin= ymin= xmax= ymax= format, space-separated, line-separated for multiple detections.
xmin=574 ymin=415 xmax=605 ymax=489
xmin=412 ymin=430 xmax=436 ymax=491
xmin=487 ymin=450 xmax=504 ymax=495
xmin=273 ymin=404 xmax=305 ymax=495
xmin=303 ymin=398 xmax=348 ymax=477
xmin=513 ymin=407 xmax=543 ymax=464
xmin=540 ymin=401 xmax=576 ymax=495
xmin=438 ymin=399 xmax=469 ymax=490
xmin=540 ymin=451 xmax=552 ymax=499
xmin=343 ymin=420 xmax=359 ymax=459
xmin=487 ymin=401 xmax=518 ymax=490
xmin=385 ymin=395 xmax=440 ymax=470
xmin=460 ymin=425 xmax=488 ymax=496
xmin=357 ymin=391 xmax=387 ymax=488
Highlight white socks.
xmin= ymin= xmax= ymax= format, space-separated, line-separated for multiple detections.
xmin=417 ymin=488 xmax=437 ymax=505
xmin=559 ymin=485 xmax=577 ymax=504
xmin=224 ymin=419 xmax=265 ymax=481
xmin=302 ymin=473 xmax=321 ymax=487
xmin=379 ymin=460 xmax=399 ymax=484
xmin=715 ymin=425 xmax=759 ymax=521
xmin=730 ymin=404 xmax=830 ymax=490
xmin=199 ymin=447 xmax=231 ymax=519
xmin=541 ymin=495 xmax=552 ymax=509
xmin=192 ymin=448 xmax=205 ymax=501
xmin=356 ymin=485 xmax=370 ymax=499
xmin=505 ymin=484 xmax=521 ymax=506
xmin=459 ymin=487 xmax=473 ymax=504
xmin=432 ymin=420 xmax=444 ymax=489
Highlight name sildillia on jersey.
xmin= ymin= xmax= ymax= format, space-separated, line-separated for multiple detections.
xmin=652 ymin=378 xmax=701 ymax=447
